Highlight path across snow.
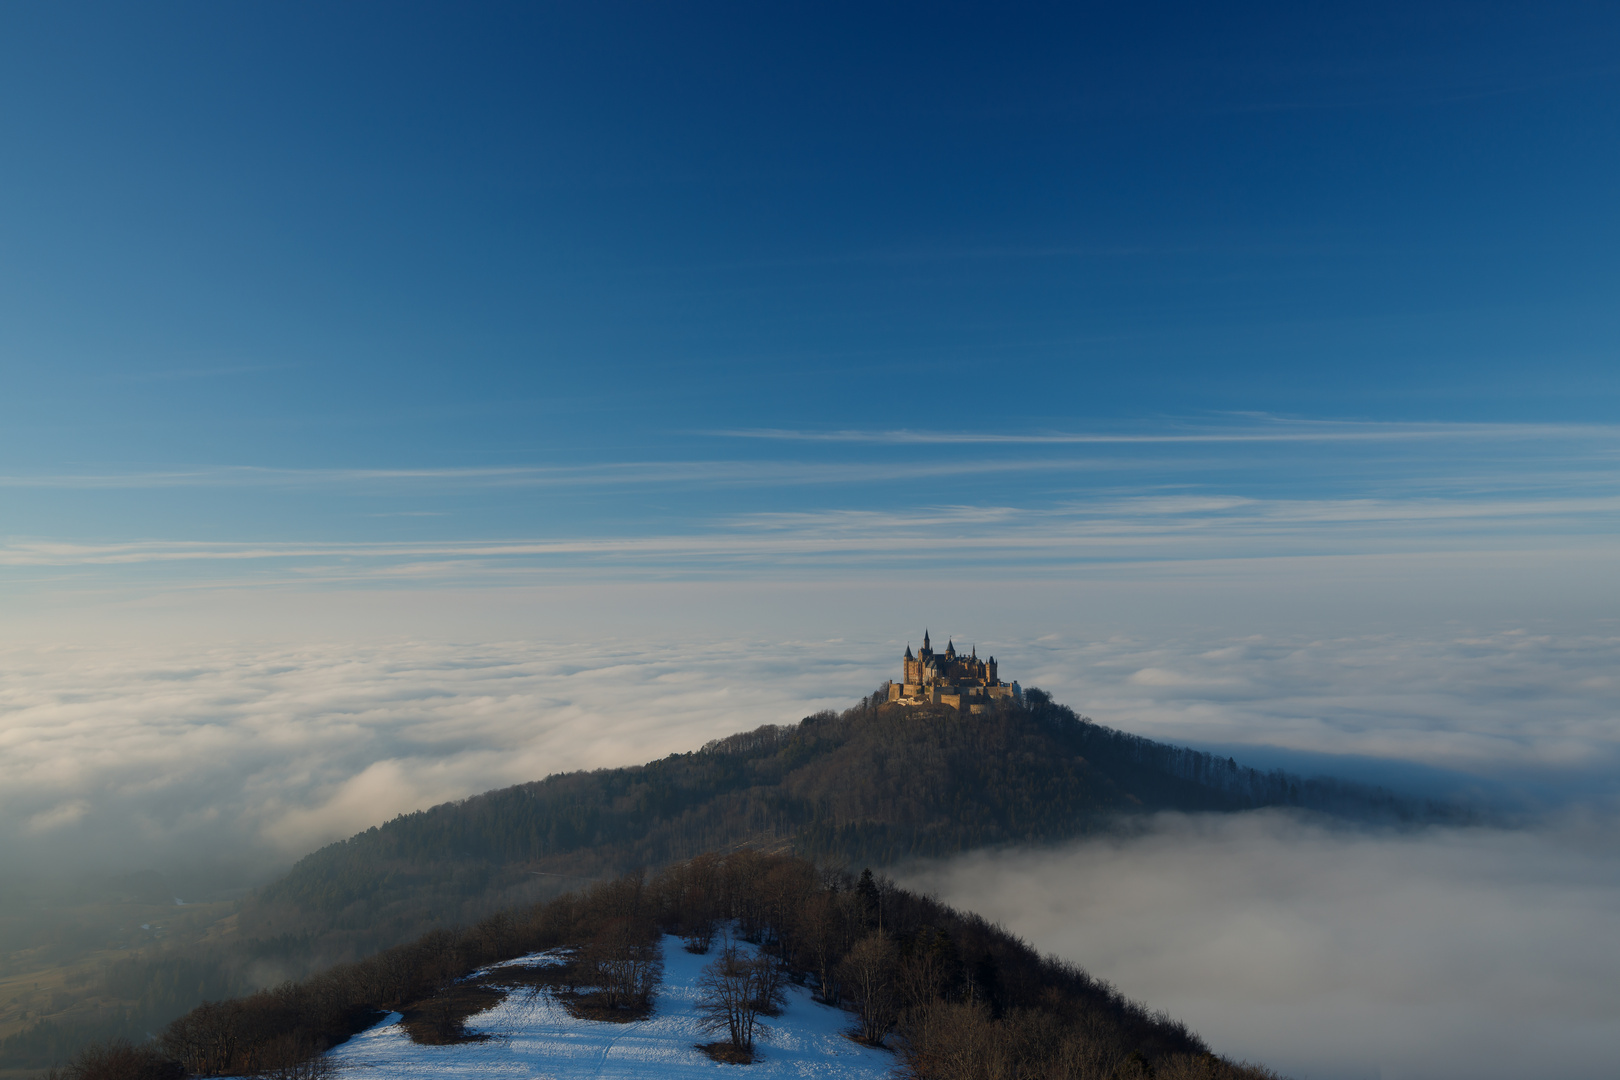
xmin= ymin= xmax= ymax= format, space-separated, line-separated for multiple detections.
xmin=326 ymin=935 xmax=897 ymax=1078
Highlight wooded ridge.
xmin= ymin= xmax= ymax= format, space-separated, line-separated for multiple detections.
xmin=244 ymin=687 xmax=1443 ymax=953
xmin=3 ymin=687 xmax=1440 ymax=1073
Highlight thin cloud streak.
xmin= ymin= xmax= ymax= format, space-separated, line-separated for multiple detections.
xmin=5 ymin=492 xmax=1618 ymax=573
xmin=0 ymin=458 xmax=1119 ymax=491
xmin=8 ymin=419 xmax=1618 ymax=493
xmin=714 ymin=419 xmax=1620 ymax=444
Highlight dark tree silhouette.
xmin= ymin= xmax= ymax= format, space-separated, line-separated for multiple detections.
xmin=694 ymin=944 xmax=785 ymax=1055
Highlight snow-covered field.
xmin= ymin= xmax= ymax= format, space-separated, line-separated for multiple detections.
xmin=327 ymin=936 xmax=896 ymax=1078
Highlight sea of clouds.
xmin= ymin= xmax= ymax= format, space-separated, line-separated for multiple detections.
xmin=5 ymin=623 xmax=1617 ymax=879
xmin=0 ymin=636 xmax=888 ymax=880
xmin=5 ymin=624 xmax=1619 ymax=1076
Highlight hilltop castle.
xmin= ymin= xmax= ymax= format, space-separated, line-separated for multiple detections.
xmin=885 ymin=630 xmax=1017 ymax=713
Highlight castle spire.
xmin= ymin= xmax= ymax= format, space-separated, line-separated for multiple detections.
xmin=922 ymin=629 xmax=931 ymax=650
xmin=905 ymin=642 xmax=914 ymax=659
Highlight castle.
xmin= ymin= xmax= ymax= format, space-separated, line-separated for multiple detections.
xmin=885 ymin=630 xmax=1017 ymax=713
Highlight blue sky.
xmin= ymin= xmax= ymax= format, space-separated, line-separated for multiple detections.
xmin=2 ymin=1 xmax=1619 ymax=610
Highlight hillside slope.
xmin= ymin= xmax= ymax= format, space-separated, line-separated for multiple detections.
xmin=325 ymin=936 xmax=895 ymax=1080
xmin=0 ymin=688 xmax=1414 ymax=1072
xmin=152 ymin=850 xmax=1278 ymax=1080
xmin=241 ymin=689 xmax=1412 ymax=959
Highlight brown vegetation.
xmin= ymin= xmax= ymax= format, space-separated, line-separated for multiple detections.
xmin=397 ymin=983 xmax=502 ymax=1044
xmin=121 ymin=849 xmax=1285 ymax=1079
xmin=695 ymin=1039 xmax=755 ymax=1064
xmin=40 ymin=1037 xmax=183 ymax=1080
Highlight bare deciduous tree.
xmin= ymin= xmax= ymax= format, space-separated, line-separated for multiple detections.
xmin=580 ymin=917 xmax=662 ymax=1011
xmin=682 ymin=917 xmax=716 ymax=954
xmin=248 ymin=1034 xmax=335 ymax=1080
xmin=694 ymin=945 xmax=786 ymax=1054
xmin=160 ymin=1001 xmax=242 ymax=1076
xmin=801 ymin=890 xmax=853 ymax=1005
xmin=897 ymin=925 xmax=956 ymax=1010
xmin=839 ymin=930 xmax=899 ymax=1045
xmin=56 ymin=1038 xmax=183 ymax=1080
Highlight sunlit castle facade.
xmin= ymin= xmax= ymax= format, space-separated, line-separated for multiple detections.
xmin=886 ymin=630 xmax=1018 ymax=714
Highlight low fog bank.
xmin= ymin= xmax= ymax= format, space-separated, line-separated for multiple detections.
xmin=0 ymin=637 xmax=889 ymax=882
xmin=5 ymin=623 xmax=1619 ymax=886
xmin=901 ymin=811 xmax=1620 ymax=1080
xmin=1013 ymin=626 xmax=1620 ymax=799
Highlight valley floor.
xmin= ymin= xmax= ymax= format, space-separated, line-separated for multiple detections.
xmin=327 ymin=936 xmax=895 ymax=1079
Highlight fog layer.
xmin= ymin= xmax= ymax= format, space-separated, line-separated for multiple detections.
xmin=5 ymin=623 xmax=1619 ymax=881
xmin=902 ymin=812 xmax=1620 ymax=1080
xmin=0 ymin=637 xmax=879 ymax=878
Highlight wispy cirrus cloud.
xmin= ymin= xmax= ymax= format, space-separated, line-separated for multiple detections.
xmin=10 ymin=418 xmax=1618 ymax=494
xmin=0 ymin=457 xmax=1118 ymax=491
xmin=711 ymin=418 xmax=1620 ymax=445
xmin=5 ymin=490 xmax=1619 ymax=579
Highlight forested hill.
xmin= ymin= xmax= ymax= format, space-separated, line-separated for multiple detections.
xmin=241 ymin=688 xmax=1425 ymax=960
xmin=0 ymin=689 xmax=1426 ymax=1072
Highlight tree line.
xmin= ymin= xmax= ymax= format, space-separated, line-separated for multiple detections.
xmin=47 ymin=849 xmax=1284 ymax=1080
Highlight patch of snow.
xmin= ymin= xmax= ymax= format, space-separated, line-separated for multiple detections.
xmin=327 ymin=936 xmax=895 ymax=1079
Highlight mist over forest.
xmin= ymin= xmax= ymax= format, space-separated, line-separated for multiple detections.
xmin=7 ymin=625 xmax=1614 ymax=882
xmin=903 ymin=811 xmax=1620 ymax=1080
xmin=4 ymin=628 xmax=1619 ymax=1078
